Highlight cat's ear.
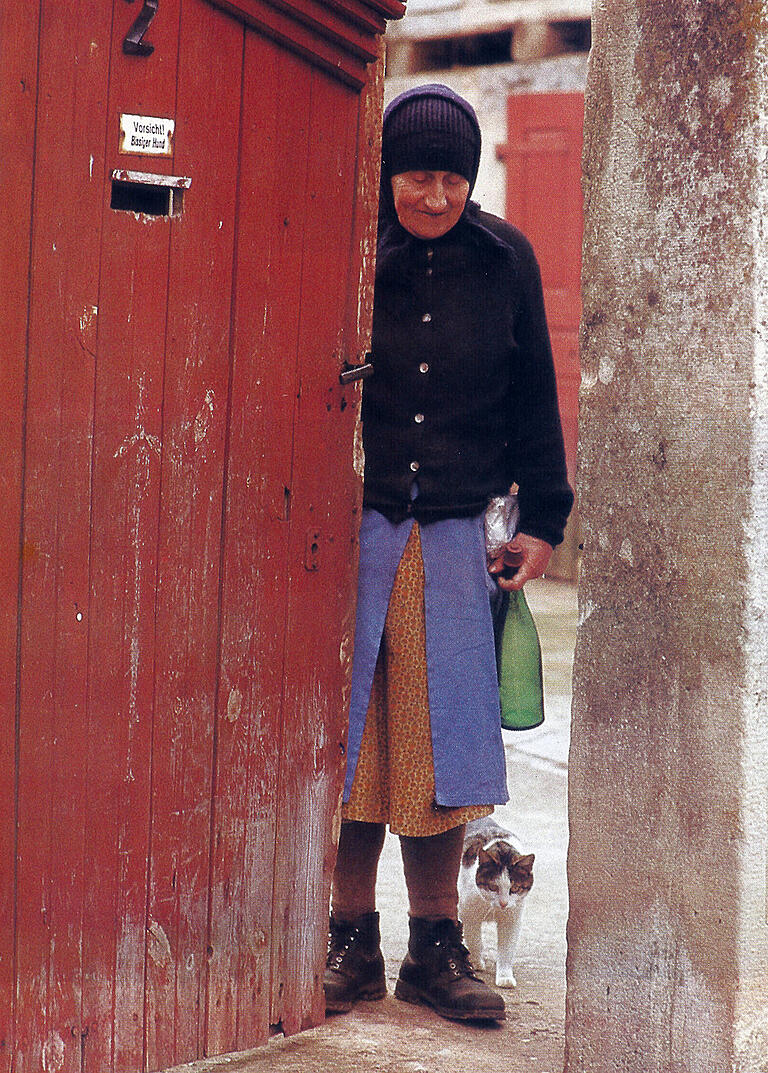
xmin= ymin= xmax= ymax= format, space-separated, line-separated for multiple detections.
xmin=515 ymin=854 xmax=535 ymax=874
xmin=478 ymin=847 xmax=493 ymax=865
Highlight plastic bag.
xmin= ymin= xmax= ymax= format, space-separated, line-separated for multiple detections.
xmin=484 ymin=494 xmax=520 ymax=559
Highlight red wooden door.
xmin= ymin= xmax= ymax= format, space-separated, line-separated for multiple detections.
xmin=498 ymin=92 xmax=583 ymax=576
xmin=0 ymin=2 xmax=400 ymax=1071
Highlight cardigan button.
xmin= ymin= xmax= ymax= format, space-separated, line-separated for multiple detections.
xmin=409 ymin=461 xmax=420 ymax=472
xmin=421 ymin=313 xmax=432 ymax=323
xmin=419 ymin=362 xmax=429 ymax=374
xmin=414 ymin=413 xmax=424 ymax=424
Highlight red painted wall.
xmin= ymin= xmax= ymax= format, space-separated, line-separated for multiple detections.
xmin=498 ymin=92 xmax=584 ymax=577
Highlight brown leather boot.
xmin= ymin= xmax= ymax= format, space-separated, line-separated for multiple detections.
xmin=323 ymin=912 xmax=386 ymax=1013
xmin=394 ymin=916 xmax=505 ymax=1021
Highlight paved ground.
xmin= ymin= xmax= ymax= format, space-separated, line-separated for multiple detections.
xmin=175 ymin=579 xmax=578 ymax=1073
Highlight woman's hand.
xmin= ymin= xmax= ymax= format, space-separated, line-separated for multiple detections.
xmin=488 ymin=533 xmax=553 ymax=592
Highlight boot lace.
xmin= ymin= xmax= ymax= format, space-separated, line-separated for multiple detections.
xmin=434 ymin=932 xmax=480 ymax=980
xmin=327 ymin=922 xmax=358 ymax=971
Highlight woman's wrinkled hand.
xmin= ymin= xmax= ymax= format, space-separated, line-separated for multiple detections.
xmin=488 ymin=533 xmax=553 ymax=592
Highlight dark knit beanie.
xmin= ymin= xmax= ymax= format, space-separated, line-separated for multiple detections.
xmin=381 ymin=84 xmax=482 ymax=194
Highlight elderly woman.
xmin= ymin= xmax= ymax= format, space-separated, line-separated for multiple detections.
xmin=324 ymin=85 xmax=573 ymax=1023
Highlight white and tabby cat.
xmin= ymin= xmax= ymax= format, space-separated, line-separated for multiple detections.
xmin=458 ymin=816 xmax=534 ymax=988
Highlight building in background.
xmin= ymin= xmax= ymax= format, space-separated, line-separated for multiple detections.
xmin=384 ymin=0 xmax=591 ymax=578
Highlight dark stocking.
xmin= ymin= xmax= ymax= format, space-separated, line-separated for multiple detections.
xmin=331 ymin=820 xmax=387 ymax=922
xmin=399 ymin=824 xmax=465 ymax=921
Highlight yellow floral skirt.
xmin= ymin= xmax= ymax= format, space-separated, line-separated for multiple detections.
xmin=342 ymin=522 xmax=491 ymax=837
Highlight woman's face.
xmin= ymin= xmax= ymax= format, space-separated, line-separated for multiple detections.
xmin=391 ymin=170 xmax=470 ymax=240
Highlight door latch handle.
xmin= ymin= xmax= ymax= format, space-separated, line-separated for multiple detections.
xmin=123 ymin=0 xmax=159 ymax=56
xmin=339 ymin=356 xmax=374 ymax=385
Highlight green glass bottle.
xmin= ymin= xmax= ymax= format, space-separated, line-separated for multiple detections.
xmin=498 ymin=589 xmax=544 ymax=731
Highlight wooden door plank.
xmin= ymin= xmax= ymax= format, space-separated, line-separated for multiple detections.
xmin=342 ymin=36 xmax=383 ymax=376
xmin=204 ymin=33 xmax=312 ymax=1055
xmin=143 ymin=3 xmax=242 ymax=1069
xmin=80 ymin=7 xmax=181 ymax=1071
xmin=209 ymin=0 xmax=371 ymax=87
xmin=6 ymin=2 xmax=387 ymax=1068
xmin=13 ymin=5 xmax=113 ymax=1073
xmin=83 ymin=203 xmax=169 ymax=1073
xmin=0 ymin=7 xmax=40 ymax=1071
xmin=269 ymin=69 xmax=361 ymax=1035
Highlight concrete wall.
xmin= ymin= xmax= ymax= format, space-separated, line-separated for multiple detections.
xmin=567 ymin=2 xmax=768 ymax=1070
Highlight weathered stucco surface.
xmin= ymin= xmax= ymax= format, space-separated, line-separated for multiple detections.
xmin=567 ymin=2 xmax=768 ymax=1070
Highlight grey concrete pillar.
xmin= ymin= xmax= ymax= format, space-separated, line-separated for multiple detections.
xmin=567 ymin=3 xmax=768 ymax=1071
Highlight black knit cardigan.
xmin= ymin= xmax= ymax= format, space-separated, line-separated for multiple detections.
xmin=362 ymin=203 xmax=574 ymax=548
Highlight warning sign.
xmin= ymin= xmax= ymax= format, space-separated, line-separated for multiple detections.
xmin=119 ymin=114 xmax=175 ymax=157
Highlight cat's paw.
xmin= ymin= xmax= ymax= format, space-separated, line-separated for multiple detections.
xmin=495 ymin=972 xmax=517 ymax=989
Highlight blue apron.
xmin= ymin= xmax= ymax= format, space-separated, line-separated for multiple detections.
xmin=343 ymin=508 xmax=509 ymax=808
